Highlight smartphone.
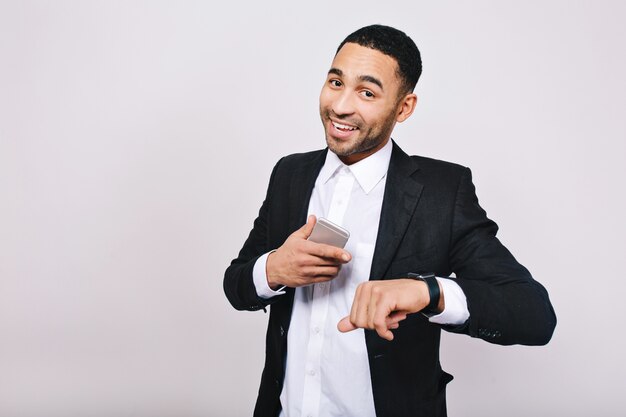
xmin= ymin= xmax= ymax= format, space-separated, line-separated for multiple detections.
xmin=307 ymin=217 xmax=350 ymax=248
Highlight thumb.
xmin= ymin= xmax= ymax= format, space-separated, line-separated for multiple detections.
xmin=297 ymin=214 xmax=317 ymax=239
xmin=337 ymin=316 xmax=357 ymax=333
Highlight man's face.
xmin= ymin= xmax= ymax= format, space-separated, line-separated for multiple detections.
xmin=319 ymin=42 xmax=410 ymax=165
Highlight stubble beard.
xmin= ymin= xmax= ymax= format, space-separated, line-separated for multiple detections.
xmin=322 ymin=109 xmax=397 ymax=158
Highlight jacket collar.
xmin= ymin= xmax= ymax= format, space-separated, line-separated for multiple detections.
xmin=369 ymin=140 xmax=423 ymax=280
xmin=287 ymin=140 xmax=423 ymax=281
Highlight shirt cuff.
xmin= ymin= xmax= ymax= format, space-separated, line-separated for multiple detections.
xmin=252 ymin=250 xmax=286 ymax=299
xmin=427 ymin=277 xmax=470 ymax=325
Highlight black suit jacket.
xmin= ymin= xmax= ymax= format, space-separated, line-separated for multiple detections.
xmin=224 ymin=142 xmax=556 ymax=417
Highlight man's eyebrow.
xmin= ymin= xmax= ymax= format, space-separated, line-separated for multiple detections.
xmin=359 ymin=75 xmax=383 ymax=91
xmin=328 ymin=68 xmax=343 ymax=77
xmin=327 ymin=68 xmax=384 ymax=91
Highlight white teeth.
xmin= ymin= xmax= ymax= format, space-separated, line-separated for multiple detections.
xmin=332 ymin=121 xmax=357 ymax=131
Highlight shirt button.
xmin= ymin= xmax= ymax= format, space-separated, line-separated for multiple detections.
xmin=308 ymin=369 xmax=316 ymax=376
xmin=318 ymin=283 xmax=325 ymax=289
xmin=313 ymin=326 xmax=320 ymax=334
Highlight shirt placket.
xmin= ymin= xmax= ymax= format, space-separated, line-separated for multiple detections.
xmin=300 ymin=167 xmax=354 ymax=417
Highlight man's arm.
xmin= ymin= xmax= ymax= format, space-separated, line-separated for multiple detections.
xmin=338 ymin=167 xmax=556 ymax=346
xmin=224 ymin=159 xmax=351 ymax=311
xmin=264 ymin=215 xmax=351 ymax=290
xmin=337 ymin=278 xmax=439 ymax=341
xmin=223 ymin=159 xmax=282 ymax=312
xmin=446 ymin=167 xmax=556 ymax=345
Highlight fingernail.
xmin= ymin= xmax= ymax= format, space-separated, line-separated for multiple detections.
xmin=342 ymin=253 xmax=350 ymax=261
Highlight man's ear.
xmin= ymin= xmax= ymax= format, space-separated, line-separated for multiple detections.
xmin=396 ymin=93 xmax=418 ymax=123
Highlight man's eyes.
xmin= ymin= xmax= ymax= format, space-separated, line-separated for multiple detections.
xmin=329 ymin=79 xmax=343 ymax=87
xmin=328 ymin=80 xmax=375 ymax=99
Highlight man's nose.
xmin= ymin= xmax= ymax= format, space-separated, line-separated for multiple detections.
xmin=331 ymin=91 xmax=356 ymax=116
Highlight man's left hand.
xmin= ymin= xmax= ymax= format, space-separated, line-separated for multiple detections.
xmin=337 ymin=279 xmax=442 ymax=341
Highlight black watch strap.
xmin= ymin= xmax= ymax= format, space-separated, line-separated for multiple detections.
xmin=408 ymin=272 xmax=440 ymax=314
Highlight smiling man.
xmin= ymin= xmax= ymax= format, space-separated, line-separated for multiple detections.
xmin=224 ymin=25 xmax=556 ymax=417
xmin=320 ymin=43 xmax=415 ymax=166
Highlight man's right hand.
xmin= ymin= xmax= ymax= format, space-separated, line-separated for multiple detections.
xmin=266 ymin=215 xmax=352 ymax=289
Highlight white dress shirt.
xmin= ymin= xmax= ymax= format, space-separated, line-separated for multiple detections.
xmin=253 ymin=140 xmax=469 ymax=417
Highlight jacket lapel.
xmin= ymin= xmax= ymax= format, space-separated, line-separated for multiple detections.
xmin=369 ymin=142 xmax=423 ymax=280
xmin=278 ymin=149 xmax=328 ymax=334
xmin=287 ymin=149 xmax=328 ymax=232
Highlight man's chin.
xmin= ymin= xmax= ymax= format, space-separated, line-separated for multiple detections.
xmin=326 ymin=141 xmax=354 ymax=157
xmin=328 ymin=139 xmax=381 ymax=160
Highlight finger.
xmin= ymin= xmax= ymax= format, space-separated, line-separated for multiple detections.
xmin=386 ymin=311 xmax=408 ymax=326
xmin=297 ymin=215 xmax=317 ymax=239
xmin=312 ymin=266 xmax=341 ymax=277
xmin=385 ymin=315 xmax=404 ymax=330
xmin=377 ymin=328 xmax=394 ymax=341
xmin=300 ymin=265 xmax=340 ymax=278
xmin=367 ymin=286 xmax=384 ymax=330
xmin=369 ymin=287 xmax=396 ymax=341
xmin=349 ymin=283 xmax=364 ymax=328
xmin=299 ymin=252 xmax=343 ymax=267
xmin=318 ymin=253 xmax=350 ymax=265
xmin=353 ymin=283 xmax=371 ymax=330
xmin=306 ymin=273 xmax=341 ymax=285
xmin=337 ymin=316 xmax=357 ymax=333
xmin=307 ymin=242 xmax=351 ymax=263
xmin=369 ymin=288 xmax=389 ymax=336
xmin=374 ymin=317 xmax=394 ymax=341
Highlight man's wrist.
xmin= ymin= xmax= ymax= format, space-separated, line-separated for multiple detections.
xmin=265 ymin=251 xmax=285 ymax=291
xmin=428 ymin=278 xmax=467 ymax=325
xmin=252 ymin=251 xmax=286 ymax=299
xmin=408 ymin=272 xmax=443 ymax=314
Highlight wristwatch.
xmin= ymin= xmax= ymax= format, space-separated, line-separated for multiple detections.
xmin=407 ymin=272 xmax=440 ymax=315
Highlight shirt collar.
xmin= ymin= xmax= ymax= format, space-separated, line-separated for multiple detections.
xmin=319 ymin=139 xmax=393 ymax=194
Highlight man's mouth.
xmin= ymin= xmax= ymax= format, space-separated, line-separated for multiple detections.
xmin=331 ymin=121 xmax=359 ymax=132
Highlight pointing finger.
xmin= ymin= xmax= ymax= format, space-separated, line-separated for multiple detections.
xmin=337 ymin=316 xmax=357 ymax=333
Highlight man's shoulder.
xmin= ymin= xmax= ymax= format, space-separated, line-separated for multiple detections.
xmin=270 ymin=145 xmax=471 ymax=179
xmin=280 ymin=148 xmax=326 ymax=164
xmin=392 ymin=141 xmax=468 ymax=173
xmin=410 ymin=154 xmax=468 ymax=174
xmin=272 ymin=148 xmax=327 ymax=173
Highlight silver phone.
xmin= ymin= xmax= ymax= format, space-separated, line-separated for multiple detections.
xmin=307 ymin=217 xmax=350 ymax=248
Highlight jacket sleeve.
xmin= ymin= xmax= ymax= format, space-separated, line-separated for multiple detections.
xmin=445 ymin=167 xmax=556 ymax=346
xmin=223 ymin=158 xmax=284 ymax=312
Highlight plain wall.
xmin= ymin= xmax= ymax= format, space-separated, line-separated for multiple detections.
xmin=1 ymin=1 xmax=625 ymax=416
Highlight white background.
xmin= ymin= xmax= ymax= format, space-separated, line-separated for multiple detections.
xmin=1 ymin=1 xmax=625 ymax=416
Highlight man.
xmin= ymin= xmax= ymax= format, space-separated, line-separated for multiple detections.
xmin=224 ymin=25 xmax=556 ymax=417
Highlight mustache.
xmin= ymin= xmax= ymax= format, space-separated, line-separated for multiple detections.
xmin=324 ymin=110 xmax=362 ymax=129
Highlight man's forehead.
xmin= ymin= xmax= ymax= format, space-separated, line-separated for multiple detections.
xmin=329 ymin=43 xmax=399 ymax=86
xmin=328 ymin=67 xmax=384 ymax=91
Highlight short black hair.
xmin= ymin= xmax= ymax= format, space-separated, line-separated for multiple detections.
xmin=336 ymin=24 xmax=422 ymax=95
